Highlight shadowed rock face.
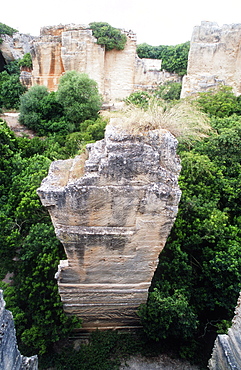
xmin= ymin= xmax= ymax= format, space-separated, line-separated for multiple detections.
xmin=0 ymin=290 xmax=38 ymax=370
xmin=208 ymin=293 xmax=241 ymax=369
xmin=37 ymin=122 xmax=181 ymax=329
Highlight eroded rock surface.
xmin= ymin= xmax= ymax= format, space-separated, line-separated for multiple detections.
xmin=30 ymin=24 xmax=180 ymax=101
xmin=0 ymin=290 xmax=38 ymax=370
xmin=181 ymin=21 xmax=241 ymax=97
xmin=38 ymin=121 xmax=181 ymax=330
xmin=208 ymin=292 xmax=241 ymax=369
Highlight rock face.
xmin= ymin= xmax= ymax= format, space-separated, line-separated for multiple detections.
xmin=0 ymin=290 xmax=38 ymax=370
xmin=208 ymin=292 xmax=241 ymax=369
xmin=37 ymin=120 xmax=181 ymax=330
xmin=30 ymin=24 xmax=180 ymax=101
xmin=0 ymin=33 xmax=33 ymax=72
xmin=181 ymin=21 xmax=241 ymax=97
xmin=0 ymin=33 xmax=33 ymax=63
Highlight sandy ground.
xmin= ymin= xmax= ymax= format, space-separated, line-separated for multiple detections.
xmin=1 ymin=112 xmax=35 ymax=138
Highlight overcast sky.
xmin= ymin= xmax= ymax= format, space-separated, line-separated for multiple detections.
xmin=2 ymin=0 xmax=241 ymax=45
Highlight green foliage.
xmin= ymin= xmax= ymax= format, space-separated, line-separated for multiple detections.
xmin=0 ymin=74 xmax=27 ymax=109
xmin=18 ymin=53 xmax=33 ymax=69
xmin=154 ymin=82 xmax=182 ymax=101
xmin=139 ymin=112 xmax=241 ymax=365
xmin=4 ymin=60 xmax=20 ymax=75
xmin=19 ymin=85 xmax=49 ymax=129
xmin=0 ymin=61 xmax=26 ymax=109
xmin=12 ymin=223 xmax=79 ymax=354
xmin=138 ymin=289 xmax=198 ymax=341
xmin=56 ymin=71 xmax=102 ymax=128
xmin=39 ymin=330 xmax=143 ymax=369
xmin=137 ymin=42 xmax=190 ymax=76
xmin=79 ymin=116 xmax=108 ymax=141
xmin=0 ymin=118 xmax=86 ymax=356
xmin=197 ymin=86 xmax=241 ymax=118
xmin=90 ymin=22 xmax=127 ymax=51
xmin=124 ymin=91 xmax=152 ymax=109
xmin=0 ymin=22 xmax=18 ymax=38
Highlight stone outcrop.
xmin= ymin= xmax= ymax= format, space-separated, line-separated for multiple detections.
xmin=37 ymin=119 xmax=181 ymax=330
xmin=0 ymin=33 xmax=33 ymax=63
xmin=0 ymin=290 xmax=38 ymax=370
xmin=0 ymin=33 xmax=33 ymax=73
xmin=208 ymin=292 xmax=241 ymax=369
xmin=30 ymin=24 xmax=180 ymax=101
xmin=181 ymin=21 xmax=241 ymax=97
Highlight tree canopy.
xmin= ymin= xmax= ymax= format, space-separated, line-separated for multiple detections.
xmin=89 ymin=22 xmax=127 ymax=51
xmin=136 ymin=42 xmax=190 ymax=76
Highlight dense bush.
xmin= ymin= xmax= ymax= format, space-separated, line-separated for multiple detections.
xmin=56 ymin=71 xmax=102 ymax=128
xmin=197 ymin=86 xmax=241 ymax=117
xmin=19 ymin=72 xmax=103 ymax=135
xmin=0 ymin=61 xmax=27 ymax=110
xmin=139 ymin=111 xmax=241 ymax=365
xmin=137 ymin=42 xmax=190 ymax=76
xmin=0 ymin=22 xmax=17 ymax=43
xmin=154 ymin=82 xmax=182 ymax=101
xmin=90 ymin=22 xmax=127 ymax=51
xmin=18 ymin=53 xmax=33 ymax=69
xmin=0 ymin=119 xmax=91 ymax=355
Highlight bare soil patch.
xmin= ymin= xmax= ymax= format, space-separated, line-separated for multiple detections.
xmin=1 ymin=112 xmax=35 ymax=138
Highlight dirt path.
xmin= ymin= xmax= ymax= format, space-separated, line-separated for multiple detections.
xmin=1 ymin=112 xmax=35 ymax=138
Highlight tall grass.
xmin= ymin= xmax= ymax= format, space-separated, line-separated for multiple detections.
xmin=105 ymin=98 xmax=212 ymax=142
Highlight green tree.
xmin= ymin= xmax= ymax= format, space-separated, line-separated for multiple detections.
xmin=1 ymin=74 xmax=27 ymax=109
xmin=154 ymin=82 xmax=182 ymax=101
xmin=137 ymin=42 xmax=190 ymax=76
xmin=139 ymin=114 xmax=241 ymax=365
xmin=90 ymin=22 xmax=127 ymax=51
xmin=18 ymin=53 xmax=33 ymax=69
xmin=197 ymin=86 xmax=241 ymax=118
xmin=56 ymin=71 xmax=102 ymax=128
xmin=19 ymin=85 xmax=49 ymax=130
xmin=0 ymin=22 xmax=17 ymax=43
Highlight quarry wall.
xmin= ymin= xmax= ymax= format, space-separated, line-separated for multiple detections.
xmin=0 ymin=24 xmax=180 ymax=102
xmin=181 ymin=21 xmax=241 ymax=97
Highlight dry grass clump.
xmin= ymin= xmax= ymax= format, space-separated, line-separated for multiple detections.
xmin=104 ymin=98 xmax=212 ymax=141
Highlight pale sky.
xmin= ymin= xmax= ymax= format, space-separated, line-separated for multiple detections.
xmin=2 ymin=0 xmax=241 ymax=45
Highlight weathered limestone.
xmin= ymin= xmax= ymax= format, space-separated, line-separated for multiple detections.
xmin=0 ymin=290 xmax=38 ymax=370
xmin=37 ymin=120 xmax=181 ymax=330
xmin=30 ymin=24 xmax=180 ymax=101
xmin=0 ymin=33 xmax=33 ymax=63
xmin=208 ymin=293 xmax=241 ymax=369
xmin=181 ymin=21 xmax=241 ymax=97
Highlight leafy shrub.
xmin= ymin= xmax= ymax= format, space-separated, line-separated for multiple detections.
xmin=0 ymin=74 xmax=27 ymax=109
xmin=0 ymin=22 xmax=17 ymax=43
xmin=56 ymin=71 xmax=102 ymax=129
xmin=90 ymin=22 xmax=127 ymax=51
xmin=137 ymin=42 xmax=190 ymax=76
xmin=124 ymin=91 xmax=151 ymax=109
xmin=197 ymin=86 xmax=241 ymax=117
xmin=139 ymin=289 xmax=198 ymax=341
xmin=18 ymin=53 xmax=33 ymax=69
xmin=154 ymin=82 xmax=182 ymax=101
